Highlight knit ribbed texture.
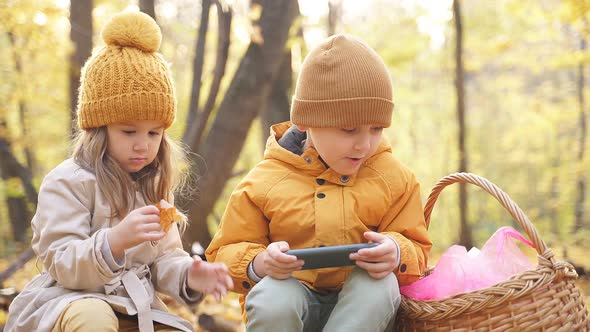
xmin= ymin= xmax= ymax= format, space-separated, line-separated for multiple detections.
xmin=77 ymin=11 xmax=176 ymax=129
xmin=291 ymin=34 xmax=394 ymax=128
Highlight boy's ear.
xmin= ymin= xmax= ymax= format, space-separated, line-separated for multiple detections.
xmin=295 ymin=125 xmax=308 ymax=132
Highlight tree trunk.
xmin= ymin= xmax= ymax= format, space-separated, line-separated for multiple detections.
xmin=260 ymin=18 xmax=304 ymax=146
xmin=260 ymin=50 xmax=293 ymax=146
xmin=549 ymin=156 xmax=560 ymax=236
xmin=7 ymin=33 xmax=36 ymax=173
xmin=177 ymin=1 xmax=232 ymax=219
xmin=183 ymin=0 xmax=299 ymax=250
xmin=69 ymin=0 xmax=93 ymax=136
xmin=327 ymin=0 xmax=342 ymax=36
xmin=573 ymin=35 xmax=587 ymax=233
xmin=2 ymin=33 xmax=36 ymax=242
xmin=0 ymin=124 xmax=37 ymax=208
xmin=0 ymin=121 xmax=36 ymax=242
xmin=453 ymin=0 xmax=472 ymax=248
xmin=183 ymin=0 xmax=212 ymax=148
xmin=5 ymin=198 xmax=29 ymax=243
xmin=139 ymin=0 xmax=156 ymax=20
xmin=192 ymin=0 xmax=232 ymax=150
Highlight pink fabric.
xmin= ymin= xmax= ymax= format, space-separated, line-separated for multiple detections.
xmin=400 ymin=226 xmax=535 ymax=300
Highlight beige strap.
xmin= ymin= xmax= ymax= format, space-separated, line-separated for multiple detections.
xmin=122 ymin=271 xmax=154 ymax=332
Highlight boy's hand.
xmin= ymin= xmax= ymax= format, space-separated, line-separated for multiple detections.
xmin=107 ymin=205 xmax=165 ymax=260
xmin=253 ymin=241 xmax=304 ymax=280
xmin=350 ymin=231 xmax=399 ymax=280
xmin=187 ymin=256 xmax=234 ymax=302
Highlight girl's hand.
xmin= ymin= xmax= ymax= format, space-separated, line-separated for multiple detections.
xmin=187 ymin=256 xmax=233 ymax=302
xmin=253 ymin=241 xmax=304 ymax=280
xmin=350 ymin=231 xmax=399 ymax=280
xmin=107 ymin=205 xmax=165 ymax=259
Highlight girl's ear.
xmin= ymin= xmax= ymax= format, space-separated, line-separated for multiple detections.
xmin=296 ymin=125 xmax=308 ymax=132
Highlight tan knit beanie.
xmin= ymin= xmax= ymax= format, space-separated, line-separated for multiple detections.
xmin=291 ymin=34 xmax=394 ymax=128
xmin=77 ymin=11 xmax=176 ymax=129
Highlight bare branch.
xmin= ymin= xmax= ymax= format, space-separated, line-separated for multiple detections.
xmin=190 ymin=0 xmax=233 ymax=151
xmin=0 ymin=248 xmax=35 ymax=285
xmin=183 ymin=0 xmax=213 ymax=147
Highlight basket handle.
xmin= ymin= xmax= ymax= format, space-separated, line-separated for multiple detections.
xmin=423 ymin=172 xmax=547 ymax=255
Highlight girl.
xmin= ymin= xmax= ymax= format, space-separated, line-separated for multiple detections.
xmin=6 ymin=11 xmax=232 ymax=332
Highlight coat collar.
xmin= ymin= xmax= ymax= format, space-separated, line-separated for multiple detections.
xmin=264 ymin=121 xmax=392 ymax=186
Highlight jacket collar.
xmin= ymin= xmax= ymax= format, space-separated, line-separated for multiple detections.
xmin=264 ymin=121 xmax=392 ymax=186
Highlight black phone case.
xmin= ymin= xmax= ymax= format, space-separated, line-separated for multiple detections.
xmin=285 ymin=243 xmax=379 ymax=270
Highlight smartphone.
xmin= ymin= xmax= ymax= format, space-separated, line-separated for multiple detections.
xmin=285 ymin=243 xmax=379 ymax=270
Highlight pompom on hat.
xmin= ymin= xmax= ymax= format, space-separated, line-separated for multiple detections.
xmin=291 ymin=34 xmax=394 ymax=128
xmin=76 ymin=11 xmax=176 ymax=129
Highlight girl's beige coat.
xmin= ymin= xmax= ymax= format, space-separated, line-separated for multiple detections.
xmin=6 ymin=159 xmax=199 ymax=332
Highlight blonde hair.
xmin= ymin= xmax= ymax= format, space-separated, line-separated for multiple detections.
xmin=71 ymin=127 xmax=190 ymax=232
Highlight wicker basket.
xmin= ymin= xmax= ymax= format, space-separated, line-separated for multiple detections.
xmin=394 ymin=173 xmax=590 ymax=332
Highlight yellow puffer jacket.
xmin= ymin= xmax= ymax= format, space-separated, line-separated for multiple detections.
xmin=206 ymin=121 xmax=431 ymax=295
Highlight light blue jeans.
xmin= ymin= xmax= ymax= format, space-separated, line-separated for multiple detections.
xmin=245 ymin=268 xmax=400 ymax=332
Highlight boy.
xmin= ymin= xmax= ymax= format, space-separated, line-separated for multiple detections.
xmin=206 ymin=34 xmax=431 ymax=332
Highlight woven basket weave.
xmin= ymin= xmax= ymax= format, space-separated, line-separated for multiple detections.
xmin=394 ymin=173 xmax=590 ymax=332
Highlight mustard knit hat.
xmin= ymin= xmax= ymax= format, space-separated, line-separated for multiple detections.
xmin=291 ymin=34 xmax=394 ymax=128
xmin=76 ymin=11 xmax=176 ymax=129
